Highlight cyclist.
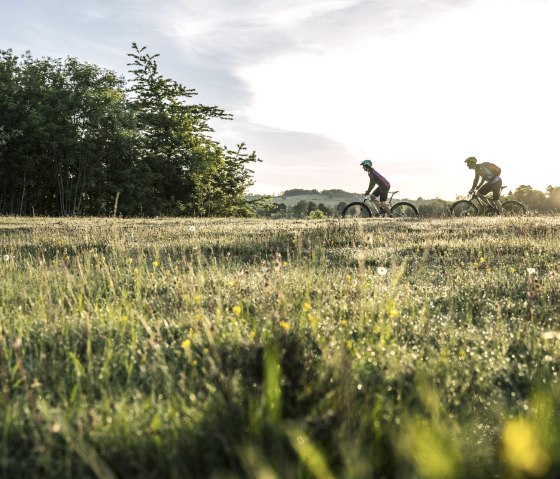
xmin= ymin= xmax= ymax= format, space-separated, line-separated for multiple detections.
xmin=360 ymin=159 xmax=392 ymax=216
xmin=465 ymin=156 xmax=503 ymax=214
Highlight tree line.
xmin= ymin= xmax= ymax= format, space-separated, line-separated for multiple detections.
xmin=0 ymin=44 xmax=259 ymax=216
xmin=256 ymin=185 xmax=560 ymax=218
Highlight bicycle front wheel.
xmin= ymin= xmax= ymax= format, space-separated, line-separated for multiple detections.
xmin=391 ymin=201 xmax=419 ymax=218
xmin=341 ymin=202 xmax=373 ymax=218
xmin=502 ymin=200 xmax=527 ymax=216
xmin=450 ymin=200 xmax=478 ymax=217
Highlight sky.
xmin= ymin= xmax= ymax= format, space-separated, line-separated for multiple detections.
xmin=1 ymin=0 xmax=559 ymax=199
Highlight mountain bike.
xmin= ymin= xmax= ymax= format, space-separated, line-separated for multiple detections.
xmin=449 ymin=187 xmax=527 ymax=217
xmin=341 ymin=191 xmax=419 ymax=218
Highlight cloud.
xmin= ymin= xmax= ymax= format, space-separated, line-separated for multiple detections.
xmin=237 ymin=0 xmax=560 ymax=197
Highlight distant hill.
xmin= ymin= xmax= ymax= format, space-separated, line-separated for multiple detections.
xmin=247 ymin=188 xmax=415 ymax=208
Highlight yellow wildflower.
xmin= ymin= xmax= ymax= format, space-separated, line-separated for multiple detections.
xmin=502 ymin=419 xmax=550 ymax=476
xmin=232 ymin=305 xmax=242 ymax=316
xmin=181 ymin=339 xmax=191 ymax=351
xmin=279 ymin=321 xmax=291 ymax=332
xmin=302 ymin=302 xmax=312 ymax=312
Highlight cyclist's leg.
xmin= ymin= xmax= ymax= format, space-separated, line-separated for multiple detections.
xmin=371 ymin=187 xmax=392 ymax=215
xmin=477 ymin=183 xmax=493 ymax=206
xmin=491 ymin=179 xmax=503 ymax=214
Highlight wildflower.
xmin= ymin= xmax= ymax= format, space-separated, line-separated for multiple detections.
xmin=119 ymin=315 xmax=128 ymax=323
xmin=188 ymin=226 xmax=196 ymax=233
xmin=232 ymin=305 xmax=242 ymax=316
xmin=279 ymin=321 xmax=291 ymax=332
xmin=302 ymin=302 xmax=312 ymax=312
xmin=509 ymin=267 xmax=516 ymax=273
xmin=502 ymin=419 xmax=550 ymax=476
xmin=527 ymin=268 xmax=537 ymax=275
xmin=152 ymin=261 xmax=159 ymax=268
xmin=193 ymin=294 xmax=202 ymax=305
xmin=377 ymin=267 xmax=388 ymax=276
xmin=2 ymin=254 xmax=9 ymax=261
xmin=389 ymin=309 xmax=400 ymax=319
xmin=181 ymin=339 xmax=191 ymax=351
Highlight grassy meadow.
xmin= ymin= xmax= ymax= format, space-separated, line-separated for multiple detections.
xmin=1 ymin=215 xmax=560 ymax=478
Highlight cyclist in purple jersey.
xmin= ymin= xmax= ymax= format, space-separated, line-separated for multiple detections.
xmin=465 ymin=156 xmax=503 ymax=214
xmin=360 ymin=159 xmax=392 ymax=216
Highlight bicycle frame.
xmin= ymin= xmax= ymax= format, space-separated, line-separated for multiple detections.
xmin=469 ymin=192 xmax=497 ymax=212
xmin=365 ymin=191 xmax=399 ymax=209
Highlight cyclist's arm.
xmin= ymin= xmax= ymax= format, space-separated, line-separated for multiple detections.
xmin=365 ymin=176 xmax=376 ymax=195
xmin=471 ymin=172 xmax=481 ymax=191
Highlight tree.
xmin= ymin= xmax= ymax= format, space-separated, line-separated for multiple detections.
xmin=546 ymin=186 xmax=560 ymax=211
xmin=292 ymin=200 xmax=309 ymax=218
xmin=0 ymin=49 xmax=134 ymax=215
xmin=508 ymin=185 xmax=547 ymax=212
xmin=126 ymin=44 xmax=259 ymax=216
xmin=335 ymin=201 xmax=347 ymax=216
xmin=317 ymin=203 xmax=333 ymax=216
xmin=0 ymin=46 xmax=259 ymax=216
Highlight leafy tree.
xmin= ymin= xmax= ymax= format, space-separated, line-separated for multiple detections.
xmin=126 ymin=44 xmax=259 ymax=216
xmin=0 ymin=50 xmax=134 ymax=215
xmin=292 ymin=200 xmax=309 ymax=218
xmin=0 ymin=45 xmax=259 ymax=216
xmin=317 ymin=203 xmax=333 ymax=216
xmin=335 ymin=201 xmax=347 ymax=216
xmin=546 ymin=186 xmax=560 ymax=211
xmin=508 ymin=185 xmax=547 ymax=212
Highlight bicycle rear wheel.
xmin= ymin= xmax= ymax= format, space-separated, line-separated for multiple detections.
xmin=450 ymin=200 xmax=478 ymax=217
xmin=502 ymin=200 xmax=527 ymax=216
xmin=391 ymin=201 xmax=419 ymax=218
xmin=341 ymin=202 xmax=373 ymax=218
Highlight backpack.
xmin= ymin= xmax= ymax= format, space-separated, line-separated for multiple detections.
xmin=481 ymin=162 xmax=501 ymax=177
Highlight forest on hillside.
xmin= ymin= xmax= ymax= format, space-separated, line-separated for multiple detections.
xmin=0 ymin=45 xmax=259 ymax=217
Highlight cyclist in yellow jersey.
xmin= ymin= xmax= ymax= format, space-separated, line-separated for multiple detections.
xmin=465 ymin=157 xmax=503 ymax=215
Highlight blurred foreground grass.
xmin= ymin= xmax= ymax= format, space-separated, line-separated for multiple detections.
xmin=1 ymin=216 xmax=560 ymax=478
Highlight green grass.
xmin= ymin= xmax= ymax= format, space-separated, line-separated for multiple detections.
xmin=1 ymin=216 xmax=560 ymax=478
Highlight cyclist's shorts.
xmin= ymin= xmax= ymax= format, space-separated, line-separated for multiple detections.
xmin=478 ymin=178 xmax=502 ymax=200
xmin=372 ymin=186 xmax=389 ymax=202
